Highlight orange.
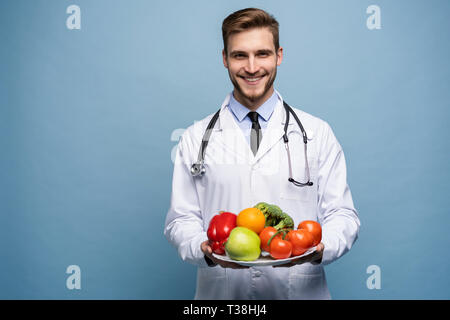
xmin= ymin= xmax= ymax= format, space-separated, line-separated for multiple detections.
xmin=236 ymin=207 xmax=266 ymax=234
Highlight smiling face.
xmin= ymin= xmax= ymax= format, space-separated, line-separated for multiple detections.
xmin=223 ymin=27 xmax=283 ymax=110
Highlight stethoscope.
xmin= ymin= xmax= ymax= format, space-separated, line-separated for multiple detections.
xmin=190 ymin=100 xmax=313 ymax=187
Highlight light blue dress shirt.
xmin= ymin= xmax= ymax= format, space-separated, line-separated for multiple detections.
xmin=228 ymin=90 xmax=278 ymax=146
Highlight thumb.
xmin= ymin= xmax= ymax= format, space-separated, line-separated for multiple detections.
xmin=316 ymin=243 xmax=324 ymax=252
xmin=201 ymin=241 xmax=213 ymax=255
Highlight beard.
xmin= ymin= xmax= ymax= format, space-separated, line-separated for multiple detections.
xmin=229 ymin=67 xmax=277 ymax=103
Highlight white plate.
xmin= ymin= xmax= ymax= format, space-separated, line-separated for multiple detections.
xmin=212 ymin=247 xmax=317 ymax=267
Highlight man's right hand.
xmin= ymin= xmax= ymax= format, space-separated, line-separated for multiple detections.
xmin=201 ymin=241 xmax=249 ymax=269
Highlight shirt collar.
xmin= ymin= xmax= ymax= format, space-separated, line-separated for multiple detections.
xmin=228 ymin=90 xmax=278 ymax=122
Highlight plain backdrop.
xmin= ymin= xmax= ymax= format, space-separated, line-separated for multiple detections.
xmin=0 ymin=0 xmax=449 ymax=299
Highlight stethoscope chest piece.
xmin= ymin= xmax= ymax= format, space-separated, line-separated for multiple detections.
xmin=190 ymin=162 xmax=206 ymax=177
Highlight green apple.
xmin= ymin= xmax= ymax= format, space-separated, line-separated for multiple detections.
xmin=225 ymin=227 xmax=261 ymax=261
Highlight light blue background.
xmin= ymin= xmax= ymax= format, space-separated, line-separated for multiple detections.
xmin=1 ymin=0 xmax=449 ymax=299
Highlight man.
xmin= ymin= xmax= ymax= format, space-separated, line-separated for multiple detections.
xmin=164 ymin=8 xmax=360 ymax=299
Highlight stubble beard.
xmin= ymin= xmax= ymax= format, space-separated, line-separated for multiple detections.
xmin=229 ymin=67 xmax=277 ymax=104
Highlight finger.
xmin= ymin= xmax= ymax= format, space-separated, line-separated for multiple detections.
xmin=316 ymin=243 xmax=324 ymax=253
xmin=202 ymin=242 xmax=215 ymax=258
xmin=209 ymin=256 xmax=220 ymax=264
xmin=273 ymin=262 xmax=294 ymax=268
xmin=307 ymin=251 xmax=323 ymax=264
xmin=200 ymin=241 xmax=210 ymax=254
xmin=230 ymin=264 xmax=249 ymax=269
xmin=218 ymin=261 xmax=248 ymax=269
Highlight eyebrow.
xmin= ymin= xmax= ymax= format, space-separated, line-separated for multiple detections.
xmin=229 ymin=49 xmax=274 ymax=56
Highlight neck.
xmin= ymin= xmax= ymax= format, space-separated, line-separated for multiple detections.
xmin=233 ymin=87 xmax=274 ymax=111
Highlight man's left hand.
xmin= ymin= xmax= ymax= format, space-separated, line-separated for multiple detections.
xmin=273 ymin=243 xmax=324 ymax=268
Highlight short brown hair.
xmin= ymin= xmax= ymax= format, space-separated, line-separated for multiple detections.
xmin=222 ymin=8 xmax=280 ymax=55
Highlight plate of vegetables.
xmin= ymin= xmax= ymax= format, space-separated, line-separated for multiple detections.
xmin=208 ymin=202 xmax=322 ymax=267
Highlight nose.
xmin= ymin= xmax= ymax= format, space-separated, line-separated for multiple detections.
xmin=244 ymin=55 xmax=259 ymax=74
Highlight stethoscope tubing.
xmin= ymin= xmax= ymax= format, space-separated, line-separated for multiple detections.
xmin=190 ymin=101 xmax=313 ymax=187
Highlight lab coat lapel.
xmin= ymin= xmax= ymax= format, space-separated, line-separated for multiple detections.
xmin=216 ymin=94 xmax=253 ymax=163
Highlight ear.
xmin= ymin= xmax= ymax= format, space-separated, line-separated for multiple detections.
xmin=276 ymin=46 xmax=283 ymax=66
xmin=222 ymin=49 xmax=228 ymax=68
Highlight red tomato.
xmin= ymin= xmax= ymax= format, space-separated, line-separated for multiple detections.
xmin=298 ymin=220 xmax=322 ymax=246
xmin=286 ymin=229 xmax=314 ymax=256
xmin=269 ymin=238 xmax=292 ymax=259
xmin=259 ymin=226 xmax=279 ymax=252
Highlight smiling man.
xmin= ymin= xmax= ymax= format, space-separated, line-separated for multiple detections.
xmin=165 ymin=8 xmax=360 ymax=300
xmin=223 ymin=26 xmax=281 ymax=110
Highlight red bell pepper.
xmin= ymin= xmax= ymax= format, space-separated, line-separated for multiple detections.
xmin=207 ymin=211 xmax=237 ymax=255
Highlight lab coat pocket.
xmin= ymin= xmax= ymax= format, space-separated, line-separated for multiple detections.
xmin=195 ymin=266 xmax=228 ymax=300
xmin=279 ymin=178 xmax=316 ymax=202
xmin=288 ymin=264 xmax=330 ymax=299
xmin=279 ymin=163 xmax=317 ymax=202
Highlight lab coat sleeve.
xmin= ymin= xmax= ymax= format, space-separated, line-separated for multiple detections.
xmin=164 ymin=133 xmax=209 ymax=267
xmin=316 ymin=122 xmax=360 ymax=265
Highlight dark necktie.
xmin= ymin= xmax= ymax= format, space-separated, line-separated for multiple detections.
xmin=247 ymin=111 xmax=262 ymax=155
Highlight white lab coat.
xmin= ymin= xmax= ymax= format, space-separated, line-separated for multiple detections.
xmin=164 ymin=90 xmax=360 ymax=300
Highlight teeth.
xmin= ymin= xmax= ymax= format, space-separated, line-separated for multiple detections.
xmin=245 ymin=77 xmax=261 ymax=82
